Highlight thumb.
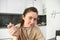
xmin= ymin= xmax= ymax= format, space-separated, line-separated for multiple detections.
xmin=7 ymin=22 xmax=14 ymax=29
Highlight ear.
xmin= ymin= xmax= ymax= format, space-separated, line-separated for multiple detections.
xmin=22 ymin=15 xmax=25 ymax=20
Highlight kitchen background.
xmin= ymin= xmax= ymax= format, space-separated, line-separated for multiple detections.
xmin=0 ymin=0 xmax=60 ymax=40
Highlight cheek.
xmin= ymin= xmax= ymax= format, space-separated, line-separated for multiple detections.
xmin=26 ymin=19 xmax=31 ymax=24
xmin=24 ymin=19 xmax=30 ymax=24
xmin=27 ymin=20 xmax=31 ymax=24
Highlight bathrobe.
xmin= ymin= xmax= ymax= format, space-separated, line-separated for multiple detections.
xmin=11 ymin=23 xmax=45 ymax=40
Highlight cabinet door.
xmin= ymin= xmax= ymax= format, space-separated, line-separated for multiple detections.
xmin=0 ymin=0 xmax=27 ymax=13
xmin=33 ymin=0 xmax=44 ymax=15
xmin=26 ymin=0 xmax=44 ymax=15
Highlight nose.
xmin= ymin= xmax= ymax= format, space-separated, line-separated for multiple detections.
xmin=31 ymin=19 xmax=34 ymax=24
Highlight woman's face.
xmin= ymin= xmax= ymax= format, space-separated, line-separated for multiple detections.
xmin=22 ymin=11 xmax=38 ymax=27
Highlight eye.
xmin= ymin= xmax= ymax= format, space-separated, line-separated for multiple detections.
xmin=34 ymin=18 xmax=37 ymax=21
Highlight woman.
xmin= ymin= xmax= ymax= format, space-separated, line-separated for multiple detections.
xmin=7 ymin=7 xmax=45 ymax=40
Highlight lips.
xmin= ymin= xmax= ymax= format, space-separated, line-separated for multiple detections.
xmin=29 ymin=24 xmax=33 ymax=27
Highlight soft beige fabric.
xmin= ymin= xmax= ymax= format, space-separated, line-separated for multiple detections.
xmin=11 ymin=23 xmax=45 ymax=40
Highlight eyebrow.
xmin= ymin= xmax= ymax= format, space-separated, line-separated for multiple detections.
xmin=29 ymin=16 xmax=37 ymax=19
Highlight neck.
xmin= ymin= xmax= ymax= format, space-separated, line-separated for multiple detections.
xmin=23 ymin=23 xmax=29 ymax=28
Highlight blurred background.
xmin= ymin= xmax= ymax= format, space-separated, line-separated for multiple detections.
xmin=0 ymin=0 xmax=60 ymax=40
xmin=0 ymin=0 xmax=46 ymax=40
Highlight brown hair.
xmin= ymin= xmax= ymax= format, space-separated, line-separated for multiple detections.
xmin=20 ymin=7 xmax=38 ymax=27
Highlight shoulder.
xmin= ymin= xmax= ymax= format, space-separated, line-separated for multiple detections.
xmin=34 ymin=25 xmax=43 ymax=35
xmin=34 ymin=25 xmax=40 ymax=30
xmin=34 ymin=25 xmax=45 ymax=40
xmin=33 ymin=25 xmax=41 ymax=32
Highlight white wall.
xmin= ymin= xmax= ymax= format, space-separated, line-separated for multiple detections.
xmin=46 ymin=0 xmax=60 ymax=39
xmin=0 ymin=0 xmax=44 ymax=15
xmin=0 ymin=28 xmax=11 ymax=39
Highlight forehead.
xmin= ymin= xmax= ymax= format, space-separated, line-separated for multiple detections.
xmin=26 ymin=11 xmax=38 ymax=18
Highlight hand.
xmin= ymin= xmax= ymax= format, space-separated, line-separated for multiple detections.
xmin=7 ymin=23 xmax=20 ymax=37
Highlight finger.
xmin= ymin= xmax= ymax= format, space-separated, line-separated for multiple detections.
xmin=12 ymin=30 xmax=19 ymax=36
xmin=10 ymin=30 xmax=18 ymax=36
xmin=9 ymin=29 xmax=16 ymax=35
xmin=7 ymin=23 xmax=14 ymax=29
xmin=9 ymin=27 xmax=18 ymax=35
